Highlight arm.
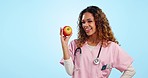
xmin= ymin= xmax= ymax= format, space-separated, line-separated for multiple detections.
xmin=64 ymin=57 xmax=74 ymax=76
xmin=112 ymin=43 xmax=136 ymax=78
xmin=60 ymin=27 xmax=72 ymax=60
xmin=120 ymin=65 xmax=136 ymax=78
xmin=60 ymin=27 xmax=74 ymax=75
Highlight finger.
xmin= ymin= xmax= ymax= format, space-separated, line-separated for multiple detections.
xmin=63 ymin=36 xmax=67 ymax=40
xmin=66 ymin=33 xmax=72 ymax=41
xmin=60 ymin=27 xmax=63 ymax=36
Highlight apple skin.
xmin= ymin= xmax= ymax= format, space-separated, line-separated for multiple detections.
xmin=63 ymin=26 xmax=72 ymax=36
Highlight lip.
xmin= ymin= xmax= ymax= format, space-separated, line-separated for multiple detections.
xmin=85 ymin=27 xmax=92 ymax=33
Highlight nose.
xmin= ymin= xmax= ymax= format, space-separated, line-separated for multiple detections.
xmin=82 ymin=22 xmax=89 ymax=27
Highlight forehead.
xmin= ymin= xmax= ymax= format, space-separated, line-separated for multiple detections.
xmin=82 ymin=12 xmax=94 ymax=21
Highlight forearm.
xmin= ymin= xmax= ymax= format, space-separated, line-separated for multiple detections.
xmin=62 ymin=43 xmax=70 ymax=60
xmin=120 ymin=65 xmax=136 ymax=78
xmin=60 ymin=27 xmax=72 ymax=60
xmin=64 ymin=57 xmax=74 ymax=76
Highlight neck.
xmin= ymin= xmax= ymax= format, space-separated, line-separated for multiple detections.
xmin=87 ymin=34 xmax=99 ymax=46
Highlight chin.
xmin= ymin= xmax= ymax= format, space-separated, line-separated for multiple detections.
xmin=86 ymin=32 xmax=96 ymax=36
xmin=86 ymin=33 xmax=93 ymax=36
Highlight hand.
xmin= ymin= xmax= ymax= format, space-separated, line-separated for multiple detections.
xmin=60 ymin=27 xmax=72 ymax=46
xmin=60 ymin=27 xmax=72 ymax=60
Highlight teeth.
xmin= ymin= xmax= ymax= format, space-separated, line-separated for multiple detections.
xmin=85 ymin=27 xmax=91 ymax=31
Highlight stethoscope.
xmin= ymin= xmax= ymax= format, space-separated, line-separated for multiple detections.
xmin=74 ymin=44 xmax=102 ymax=65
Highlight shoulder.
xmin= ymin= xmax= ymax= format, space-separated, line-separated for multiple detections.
xmin=106 ymin=41 xmax=120 ymax=49
xmin=68 ymin=39 xmax=78 ymax=49
xmin=69 ymin=39 xmax=78 ymax=45
xmin=107 ymin=41 xmax=127 ymax=55
xmin=109 ymin=41 xmax=119 ymax=46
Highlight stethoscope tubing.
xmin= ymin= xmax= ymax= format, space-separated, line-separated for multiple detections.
xmin=74 ymin=44 xmax=102 ymax=65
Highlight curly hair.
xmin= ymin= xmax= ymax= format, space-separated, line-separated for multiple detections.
xmin=76 ymin=6 xmax=119 ymax=47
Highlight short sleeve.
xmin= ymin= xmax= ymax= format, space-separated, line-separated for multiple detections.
xmin=112 ymin=43 xmax=133 ymax=72
xmin=60 ymin=39 xmax=77 ymax=65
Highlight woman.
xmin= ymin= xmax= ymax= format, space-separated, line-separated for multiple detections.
xmin=60 ymin=6 xmax=135 ymax=78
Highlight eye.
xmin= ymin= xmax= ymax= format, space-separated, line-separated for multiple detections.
xmin=81 ymin=21 xmax=85 ymax=24
xmin=88 ymin=20 xmax=92 ymax=23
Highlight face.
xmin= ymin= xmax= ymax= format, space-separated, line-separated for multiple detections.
xmin=81 ymin=12 xmax=97 ymax=36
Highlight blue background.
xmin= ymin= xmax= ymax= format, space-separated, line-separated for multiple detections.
xmin=0 ymin=0 xmax=147 ymax=78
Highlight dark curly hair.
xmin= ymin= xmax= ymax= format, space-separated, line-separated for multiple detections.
xmin=76 ymin=6 xmax=119 ymax=47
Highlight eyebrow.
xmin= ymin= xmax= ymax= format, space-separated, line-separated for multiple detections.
xmin=81 ymin=18 xmax=92 ymax=22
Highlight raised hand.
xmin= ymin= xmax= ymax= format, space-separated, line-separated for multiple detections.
xmin=60 ymin=27 xmax=72 ymax=60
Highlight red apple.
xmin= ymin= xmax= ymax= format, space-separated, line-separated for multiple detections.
xmin=63 ymin=26 xmax=72 ymax=36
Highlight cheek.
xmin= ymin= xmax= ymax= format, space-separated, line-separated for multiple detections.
xmin=93 ymin=28 xmax=97 ymax=33
xmin=92 ymin=22 xmax=96 ymax=28
xmin=82 ymin=26 xmax=85 ymax=30
xmin=92 ymin=24 xmax=97 ymax=31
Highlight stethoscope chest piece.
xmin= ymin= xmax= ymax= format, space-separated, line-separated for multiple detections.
xmin=93 ymin=58 xmax=100 ymax=65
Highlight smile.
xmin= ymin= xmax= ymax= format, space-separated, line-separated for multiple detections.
xmin=85 ymin=27 xmax=92 ymax=33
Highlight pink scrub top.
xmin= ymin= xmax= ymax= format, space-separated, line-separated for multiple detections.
xmin=60 ymin=40 xmax=133 ymax=78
